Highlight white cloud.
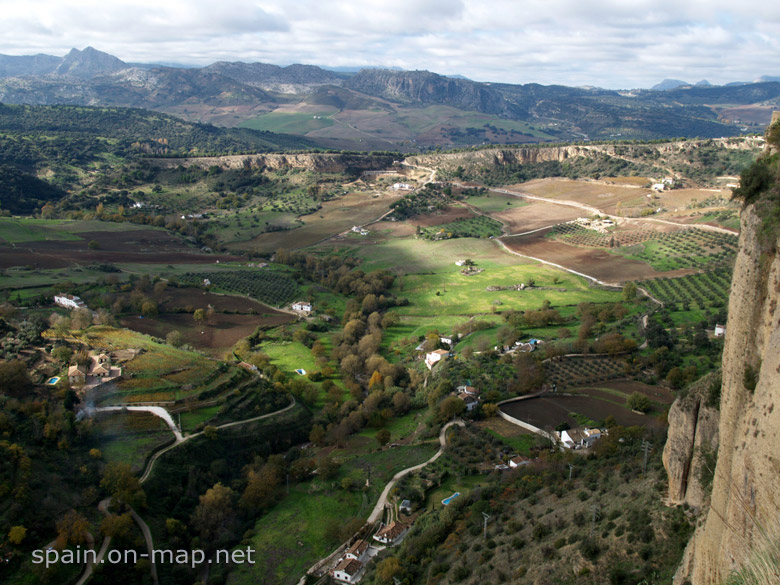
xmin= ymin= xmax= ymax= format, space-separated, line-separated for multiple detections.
xmin=0 ymin=0 xmax=778 ymax=87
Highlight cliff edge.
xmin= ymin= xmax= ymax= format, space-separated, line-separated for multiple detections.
xmin=673 ymin=199 xmax=780 ymax=584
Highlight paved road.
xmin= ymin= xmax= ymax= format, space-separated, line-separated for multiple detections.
xmin=94 ymin=406 xmax=183 ymax=442
xmin=367 ymin=420 xmax=465 ymax=523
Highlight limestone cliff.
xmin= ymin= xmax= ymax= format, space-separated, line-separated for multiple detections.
xmin=663 ymin=372 xmax=720 ymax=510
xmin=673 ymin=203 xmax=780 ymax=585
xmin=146 ymin=152 xmax=395 ymax=174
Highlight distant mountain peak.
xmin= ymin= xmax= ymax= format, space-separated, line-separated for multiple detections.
xmin=55 ymin=47 xmax=128 ymax=79
xmin=651 ymin=79 xmax=690 ymax=91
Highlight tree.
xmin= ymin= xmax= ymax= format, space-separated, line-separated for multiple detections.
xmin=52 ymin=345 xmax=73 ymax=363
xmin=376 ymin=428 xmax=391 ymax=447
xmin=0 ymin=360 xmax=32 ymax=397
xmin=376 ymin=557 xmax=401 ymax=585
xmin=141 ymin=300 xmax=158 ymax=317
xmin=191 ymin=483 xmax=238 ymax=553
xmin=482 ymin=403 xmax=499 ymax=418
xmin=317 ymin=454 xmax=340 ymax=479
xmin=309 ymin=424 xmax=326 ymax=445
xmin=622 ymin=282 xmax=638 ymax=302
xmin=100 ymin=512 xmax=134 ymax=541
xmin=166 ymin=330 xmax=184 ymax=347
xmin=240 ymin=463 xmax=280 ymax=513
xmin=626 ymin=392 xmax=651 ymax=413
xmin=88 ymin=239 xmax=100 ymax=250
xmin=8 ymin=525 xmax=26 ymax=545
xmin=56 ymin=510 xmax=90 ymax=548
xmin=203 ymin=425 xmax=218 ymax=440
xmin=193 ymin=308 xmax=206 ymax=323
xmin=439 ymin=396 xmax=466 ymax=420
xmin=100 ymin=462 xmax=146 ymax=509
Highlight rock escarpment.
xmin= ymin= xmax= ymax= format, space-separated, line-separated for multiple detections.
xmin=663 ymin=372 xmax=720 ymax=510
xmin=146 ymin=152 xmax=395 ymax=174
xmin=673 ymin=204 xmax=780 ymax=585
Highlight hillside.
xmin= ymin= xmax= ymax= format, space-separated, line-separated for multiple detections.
xmin=2 ymin=48 xmax=780 ymax=148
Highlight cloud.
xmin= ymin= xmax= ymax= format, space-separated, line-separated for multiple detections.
xmin=0 ymin=0 xmax=778 ymax=88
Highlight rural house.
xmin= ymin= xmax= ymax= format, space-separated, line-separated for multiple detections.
xmin=344 ymin=539 xmax=369 ymax=562
xmin=509 ymin=455 xmax=530 ymax=468
xmin=67 ymin=364 xmax=87 ymax=385
xmin=373 ymin=521 xmax=409 ymax=545
xmin=292 ymin=301 xmax=313 ymax=313
xmin=458 ymin=393 xmax=479 ymax=411
xmin=331 ymin=558 xmax=363 ymax=583
xmin=714 ymin=324 xmax=726 ymax=337
xmin=425 ymin=349 xmax=449 ymax=369
xmin=558 ymin=428 xmax=603 ymax=449
xmin=54 ymin=294 xmax=86 ymax=310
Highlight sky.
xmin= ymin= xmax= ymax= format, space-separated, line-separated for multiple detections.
xmin=1 ymin=0 xmax=779 ymax=89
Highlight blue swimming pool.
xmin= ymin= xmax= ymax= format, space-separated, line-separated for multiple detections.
xmin=442 ymin=492 xmax=460 ymax=505
xmin=46 ymin=377 xmax=60 ymax=385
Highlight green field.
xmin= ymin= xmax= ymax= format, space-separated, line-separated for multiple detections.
xmin=0 ymin=217 xmax=160 ymax=243
xmin=239 ymin=111 xmax=335 ymax=134
xmin=420 ymin=216 xmax=504 ymax=239
xmin=465 ymin=192 xmax=529 ymax=214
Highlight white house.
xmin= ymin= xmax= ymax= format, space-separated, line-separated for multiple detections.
xmin=509 ymin=456 xmax=530 ymax=468
xmin=332 ymin=558 xmax=363 ymax=583
xmin=425 ymin=349 xmax=449 ymax=370
xmin=652 ymin=183 xmax=666 ymax=191
xmin=559 ymin=428 xmax=602 ymax=449
xmin=458 ymin=393 xmax=479 ymax=412
xmin=714 ymin=324 xmax=726 ymax=337
xmin=440 ymin=336 xmax=454 ymax=347
xmin=373 ymin=522 xmax=409 ymax=545
xmin=392 ymin=183 xmax=414 ymax=190
xmin=344 ymin=539 xmax=369 ymax=563
xmin=292 ymin=301 xmax=313 ymax=313
xmin=54 ymin=294 xmax=86 ymax=310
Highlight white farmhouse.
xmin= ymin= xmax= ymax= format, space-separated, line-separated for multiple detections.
xmin=292 ymin=301 xmax=313 ymax=313
xmin=425 ymin=349 xmax=449 ymax=370
xmin=331 ymin=558 xmax=363 ymax=583
xmin=54 ymin=294 xmax=86 ymax=310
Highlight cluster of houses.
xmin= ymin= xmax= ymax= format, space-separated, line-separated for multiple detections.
xmin=651 ymin=177 xmax=675 ymax=191
xmin=351 ymin=226 xmax=370 ymax=236
xmin=575 ymin=217 xmax=615 ymax=234
xmin=67 ymin=353 xmax=122 ymax=388
xmin=330 ymin=522 xmax=411 ymax=583
xmin=54 ymin=294 xmax=88 ymax=311
xmin=391 ymin=183 xmax=414 ymax=191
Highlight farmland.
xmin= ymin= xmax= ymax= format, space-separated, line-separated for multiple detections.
xmin=639 ymin=268 xmax=732 ymax=309
xmin=419 ymin=215 xmax=504 ymax=239
xmin=176 ymin=269 xmax=299 ymax=307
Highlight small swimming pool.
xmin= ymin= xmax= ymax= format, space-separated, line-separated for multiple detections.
xmin=295 ymin=369 xmax=307 ymax=375
xmin=441 ymin=492 xmax=460 ymax=506
xmin=46 ymin=377 xmax=60 ymax=385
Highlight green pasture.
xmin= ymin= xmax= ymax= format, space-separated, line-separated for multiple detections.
xmin=239 ymin=111 xmax=334 ymax=134
xmin=466 ymin=192 xmax=529 ymax=214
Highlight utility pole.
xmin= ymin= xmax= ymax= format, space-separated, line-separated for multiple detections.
xmin=568 ymin=463 xmax=575 ymax=480
xmin=286 ymin=473 xmax=290 ymax=495
xmin=642 ymin=440 xmax=652 ymax=475
xmin=482 ymin=512 xmax=491 ymax=540
xmin=590 ymin=505 xmax=601 ymax=537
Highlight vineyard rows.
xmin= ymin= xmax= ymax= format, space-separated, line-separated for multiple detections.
xmin=544 ymin=356 xmax=627 ymax=389
xmin=640 ymin=268 xmax=732 ymax=309
xmin=178 ymin=270 xmax=298 ymax=307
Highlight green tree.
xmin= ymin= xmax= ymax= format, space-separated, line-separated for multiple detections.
xmin=622 ymin=282 xmax=638 ymax=302
xmin=191 ymin=483 xmax=239 ymax=554
xmin=376 ymin=428 xmax=391 ymax=447
xmin=166 ymin=330 xmax=183 ymax=347
xmin=100 ymin=462 xmax=146 ymax=509
xmin=626 ymin=392 xmax=651 ymax=413
xmin=8 ymin=525 xmax=26 ymax=545
xmin=193 ymin=308 xmax=206 ymax=323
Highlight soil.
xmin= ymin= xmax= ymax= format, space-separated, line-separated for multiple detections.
xmin=409 ymin=205 xmax=475 ymax=227
xmin=143 ymin=287 xmax=285 ymax=313
xmin=501 ymin=392 xmax=665 ymax=430
xmin=502 ymin=229 xmax=698 ymax=283
xmin=0 ymin=229 xmax=240 ymax=269
xmin=120 ymin=311 xmax=292 ymax=351
xmin=493 ymin=201 xmax=583 ymax=234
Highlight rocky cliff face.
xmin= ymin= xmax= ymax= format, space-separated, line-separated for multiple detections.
xmin=673 ymin=204 xmax=780 ymax=585
xmin=146 ymin=152 xmax=395 ymax=174
xmin=663 ymin=373 xmax=720 ymax=510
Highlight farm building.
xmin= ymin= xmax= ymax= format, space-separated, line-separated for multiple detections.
xmin=425 ymin=349 xmax=449 ymax=369
xmin=331 ymin=558 xmax=363 ymax=583
xmin=714 ymin=324 xmax=726 ymax=337
xmin=373 ymin=521 xmax=409 ymax=545
xmin=54 ymin=294 xmax=86 ymax=310
xmin=558 ymin=428 xmax=603 ymax=449
xmin=292 ymin=301 xmax=313 ymax=313
xmin=399 ymin=500 xmax=412 ymax=514
xmin=509 ymin=456 xmax=530 ymax=468
xmin=458 ymin=393 xmax=479 ymax=412
xmin=68 ymin=364 xmax=87 ymax=385
xmin=344 ymin=539 xmax=369 ymax=562
xmin=392 ymin=183 xmax=414 ymax=190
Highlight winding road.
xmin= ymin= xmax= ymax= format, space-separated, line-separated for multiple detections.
xmin=367 ymin=420 xmax=464 ymax=523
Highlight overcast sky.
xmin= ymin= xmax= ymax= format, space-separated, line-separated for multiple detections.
xmin=2 ymin=0 xmax=779 ymax=88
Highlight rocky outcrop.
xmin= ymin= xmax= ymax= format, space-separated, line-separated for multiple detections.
xmin=146 ymin=152 xmax=395 ymax=174
xmin=673 ymin=204 xmax=780 ymax=585
xmin=663 ymin=372 xmax=720 ymax=509
xmin=405 ymin=138 xmax=762 ymax=174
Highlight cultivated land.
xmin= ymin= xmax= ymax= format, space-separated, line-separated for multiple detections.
xmin=1 ymin=123 xmax=752 ymax=585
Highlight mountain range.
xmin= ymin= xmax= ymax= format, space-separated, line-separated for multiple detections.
xmin=1 ymin=47 xmax=779 ymax=149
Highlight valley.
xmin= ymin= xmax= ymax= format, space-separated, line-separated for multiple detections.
xmin=0 ymin=99 xmax=773 ymax=585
